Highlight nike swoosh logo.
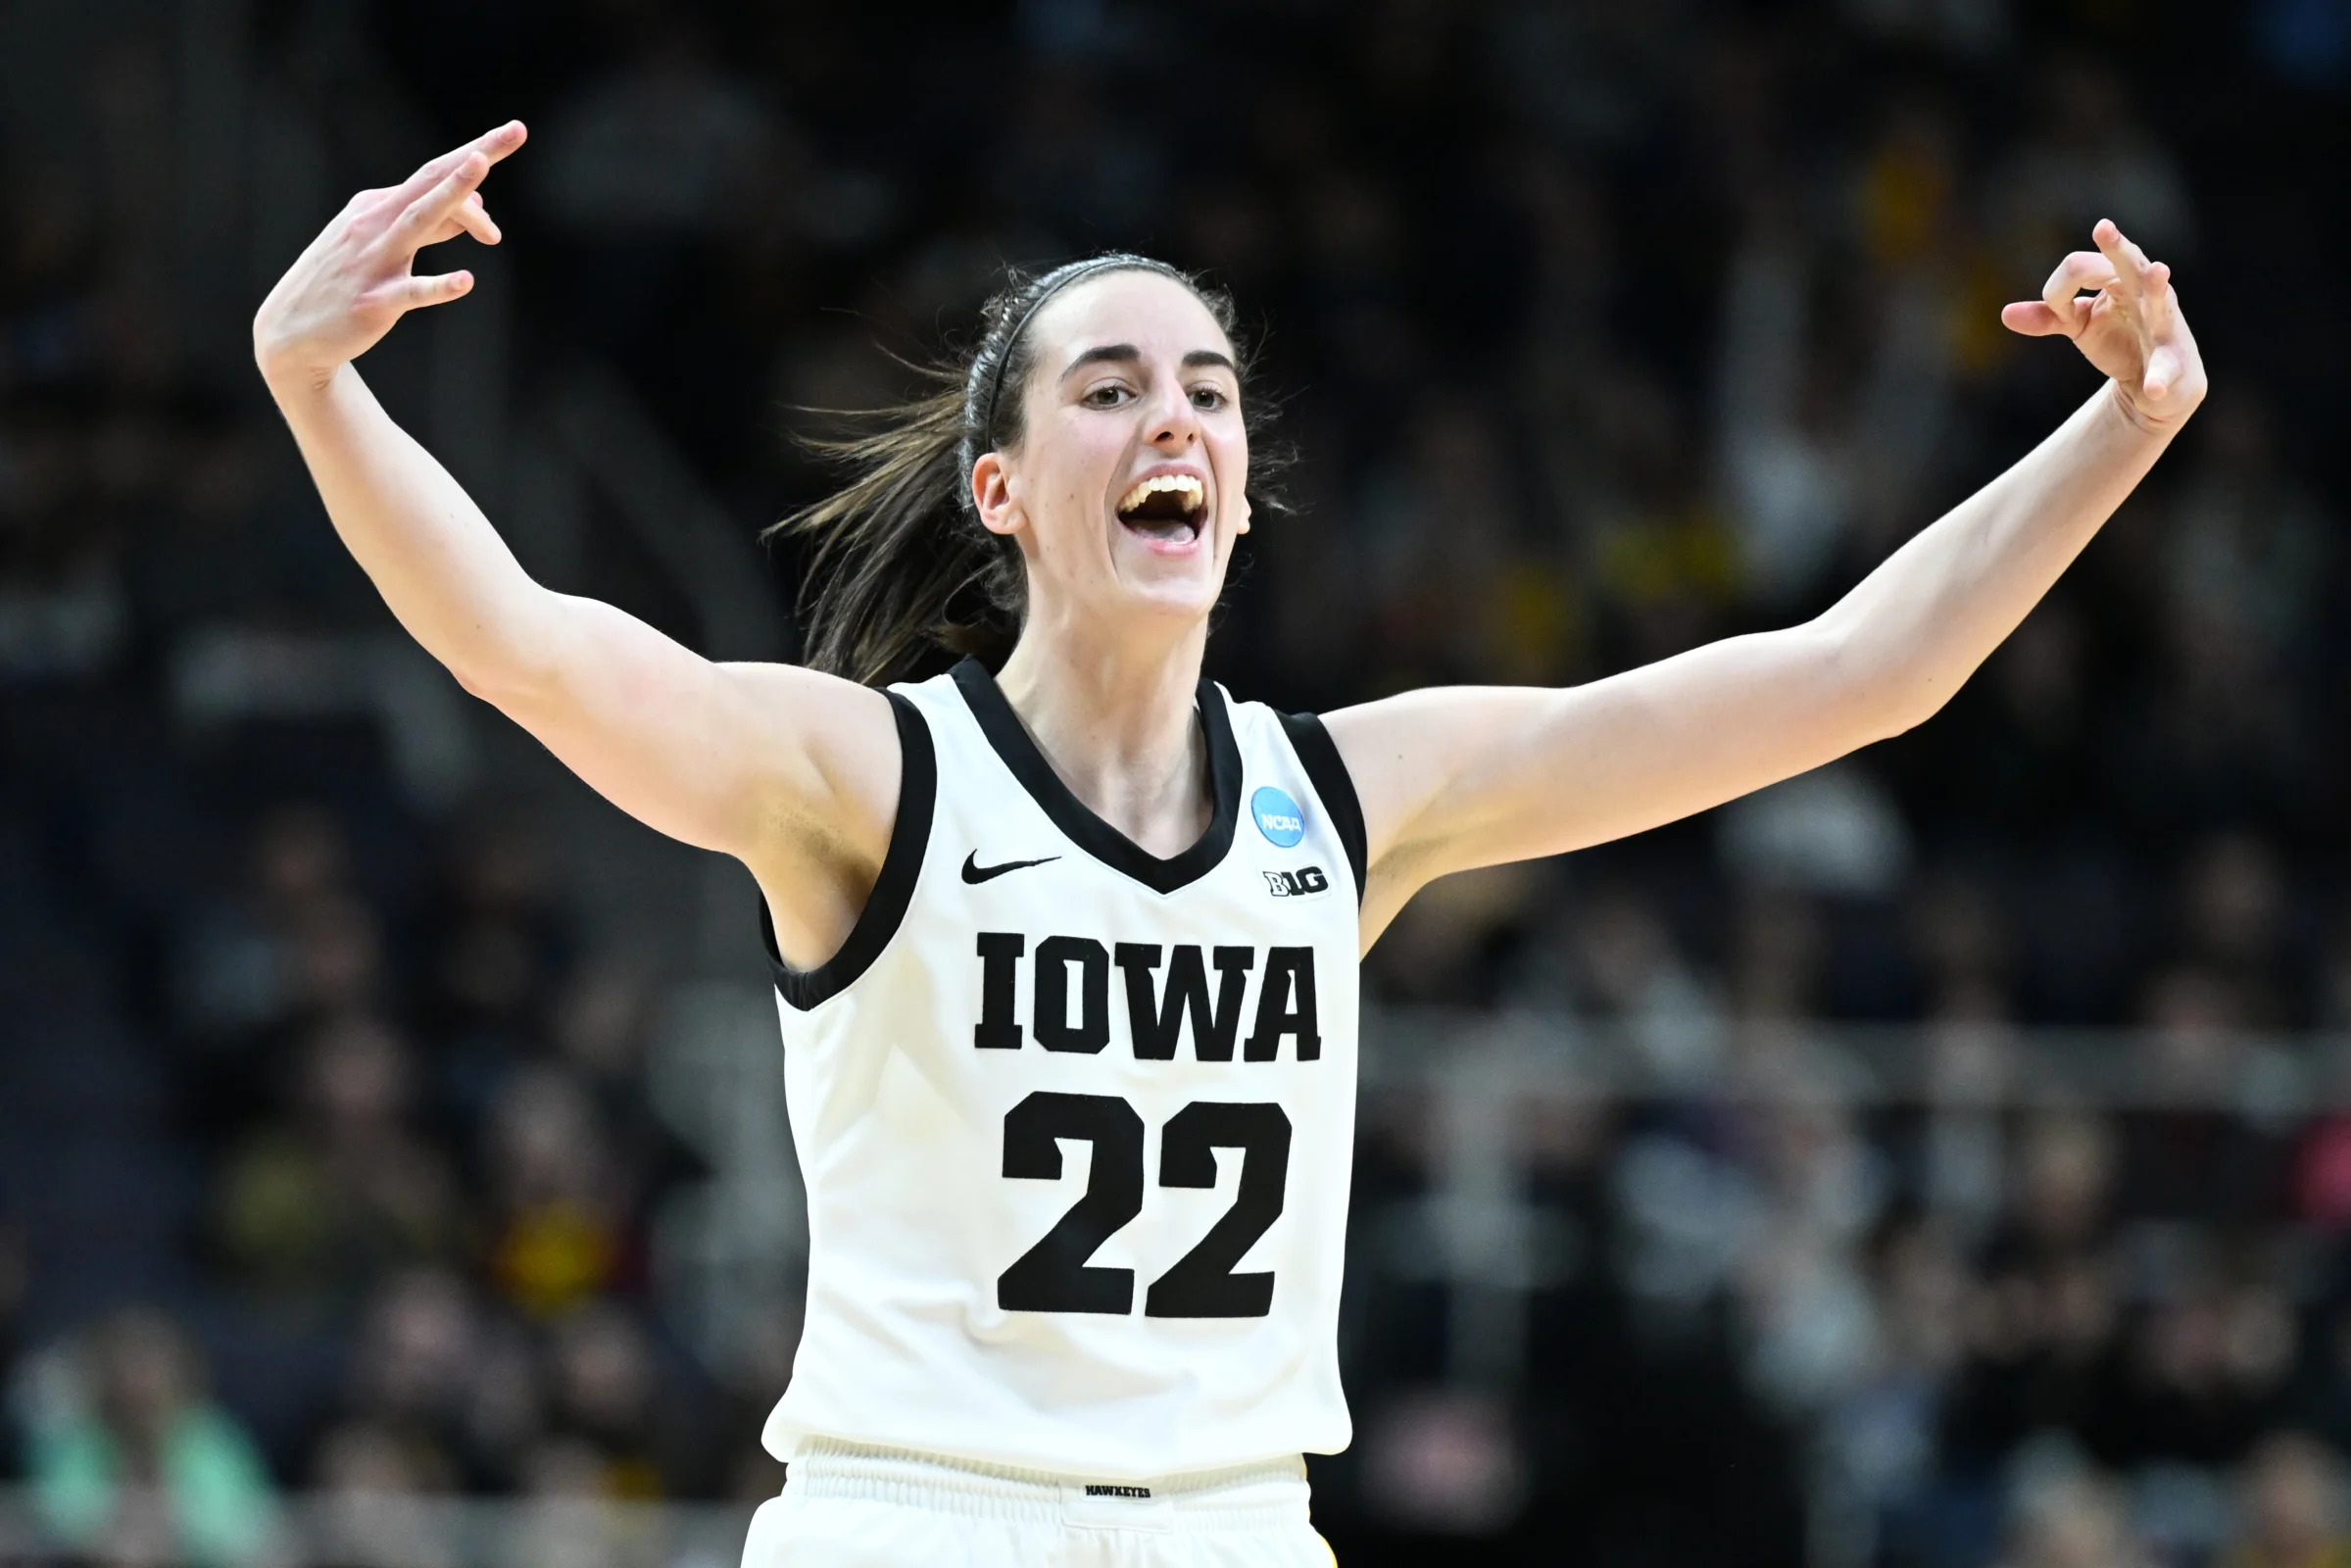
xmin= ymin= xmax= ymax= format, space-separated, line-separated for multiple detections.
xmin=961 ymin=851 xmax=1062 ymax=885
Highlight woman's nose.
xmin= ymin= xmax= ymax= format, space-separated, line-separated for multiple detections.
xmin=1151 ymin=396 xmax=1200 ymax=447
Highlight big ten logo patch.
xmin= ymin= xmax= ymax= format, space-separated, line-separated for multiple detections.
xmin=1263 ymin=865 xmax=1330 ymax=899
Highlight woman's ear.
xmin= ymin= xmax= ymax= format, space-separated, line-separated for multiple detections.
xmin=972 ymin=453 xmax=1021 ymax=538
xmin=1237 ymin=494 xmax=1252 ymax=535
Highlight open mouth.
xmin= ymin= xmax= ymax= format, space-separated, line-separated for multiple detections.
xmin=1115 ymin=473 xmax=1206 ymax=544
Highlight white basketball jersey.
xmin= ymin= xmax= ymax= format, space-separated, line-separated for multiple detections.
xmin=757 ymin=658 xmax=1364 ymax=1480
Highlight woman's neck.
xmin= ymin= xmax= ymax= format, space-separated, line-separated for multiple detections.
xmin=993 ymin=617 xmax=1212 ymax=858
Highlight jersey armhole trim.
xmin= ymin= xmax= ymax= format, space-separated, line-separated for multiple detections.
xmin=759 ymin=690 xmax=937 ymax=1011
xmin=1277 ymin=710 xmax=1368 ymax=906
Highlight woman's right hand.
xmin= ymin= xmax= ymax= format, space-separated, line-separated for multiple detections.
xmin=253 ymin=122 xmax=526 ymax=392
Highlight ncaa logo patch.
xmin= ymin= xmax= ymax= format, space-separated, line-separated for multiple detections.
xmin=1251 ymin=786 xmax=1306 ymax=848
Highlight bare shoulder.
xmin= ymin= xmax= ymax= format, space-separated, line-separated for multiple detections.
xmin=712 ymin=661 xmax=914 ymax=969
xmin=712 ymin=659 xmax=902 ymax=768
xmin=1316 ymin=686 xmax=1561 ymax=937
xmin=710 ymin=659 xmax=905 ymax=842
xmin=1319 ymin=685 xmax=1555 ymax=839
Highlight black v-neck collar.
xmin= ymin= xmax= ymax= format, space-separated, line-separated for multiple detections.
xmin=949 ymin=657 xmax=1240 ymax=896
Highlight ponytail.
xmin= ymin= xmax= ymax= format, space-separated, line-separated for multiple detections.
xmin=766 ymin=362 xmax=1013 ymax=686
xmin=766 ymin=254 xmax=1252 ymax=687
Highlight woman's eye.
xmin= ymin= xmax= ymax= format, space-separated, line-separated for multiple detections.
xmin=1082 ymin=384 xmax=1132 ymax=408
xmin=1190 ymin=385 xmax=1229 ymax=411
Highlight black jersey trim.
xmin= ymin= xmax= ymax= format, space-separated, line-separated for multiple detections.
xmin=758 ymin=690 xmax=936 ymax=1011
xmin=1278 ymin=710 xmax=1368 ymax=906
xmin=949 ymin=657 xmax=1239 ymax=896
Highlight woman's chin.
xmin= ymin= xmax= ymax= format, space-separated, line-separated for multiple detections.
xmin=1106 ymin=558 xmax=1223 ymax=626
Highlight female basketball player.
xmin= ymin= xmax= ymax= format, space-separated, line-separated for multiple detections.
xmin=254 ymin=122 xmax=2203 ymax=1566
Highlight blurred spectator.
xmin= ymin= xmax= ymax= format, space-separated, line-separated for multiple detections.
xmin=2171 ymin=831 xmax=2297 ymax=1029
xmin=173 ymin=804 xmax=377 ymax=1052
xmin=511 ymin=1438 xmax=628 ymax=1568
xmin=333 ymin=1265 xmax=554 ymax=1497
xmin=1909 ymin=870 xmax=2017 ymax=1015
xmin=2158 ymin=397 xmax=2331 ymax=695
xmin=1738 ymin=1092 xmax=1890 ymax=1416
xmin=1835 ymin=1214 xmax=1968 ymax=1511
xmin=1999 ymin=62 xmax=2195 ymax=265
xmin=1718 ymin=763 xmax=1914 ymax=903
xmin=1996 ymin=1468 xmax=2147 ymax=1568
xmin=2097 ymin=1245 xmax=2296 ymax=1470
xmin=532 ymin=10 xmax=796 ymax=457
xmin=309 ymin=1420 xmax=456 ymax=1568
xmin=1510 ymin=880 xmax=1725 ymax=1087
xmin=484 ymin=1067 xmax=630 ymax=1319
xmin=550 ymin=956 xmax=654 ymax=1095
xmin=337 ymin=1269 xmax=475 ymax=1493
xmin=1725 ymin=887 xmax=1828 ymax=1022
xmin=1356 ymin=390 xmax=1569 ymax=690
xmin=213 ymin=1017 xmax=460 ymax=1303
xmin=534 ymin=18 xmax=787 ymax=321
xmin=543 ymin=1299 xmax=711 ymax=1499
xmin=420 ymin=808 xmax=571 ymax=1118
xmin=1939 ymin=1114 xmax=2119 ymax=1470
xmin=24 ymin=1307 xmax=285 ymax=1567
xmin=1716 ymin=193 xmax=1862 ymax=610
xmin=538 ymin=24 xmax=776 ymax=233
xmin=1357 ymin=1387 xmax=1524 ymax=1538
xmin=2225 ymin=1431 xmax=2351 ymax=1568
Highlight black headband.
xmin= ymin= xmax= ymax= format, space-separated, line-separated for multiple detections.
xmin=975 ymin=256 xmax=1152 ymax=450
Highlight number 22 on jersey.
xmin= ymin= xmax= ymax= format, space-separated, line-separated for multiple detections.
xmin=999 ymin=1093 xmax=1293 ymax=1317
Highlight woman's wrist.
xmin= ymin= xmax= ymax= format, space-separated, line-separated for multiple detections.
xmin=257 ymin=352 xmax=352 ymax=412
xmin=2104 ymin=371 xmax=2201 ymax=441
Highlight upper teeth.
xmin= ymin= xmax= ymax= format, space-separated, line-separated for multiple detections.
xmin=1117 ymin=474 xmax=1204 ymax=514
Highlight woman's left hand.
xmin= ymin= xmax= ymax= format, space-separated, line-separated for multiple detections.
xmin=2001 ymin=219 xmax=2207 ymax=436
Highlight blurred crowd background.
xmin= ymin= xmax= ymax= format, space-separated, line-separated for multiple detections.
xmin=1 ymin=0 xmax=2347 ymax=1565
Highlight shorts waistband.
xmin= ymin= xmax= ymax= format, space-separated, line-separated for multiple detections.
xmin=784 ymin=1436 xmax=1310 ymax=1531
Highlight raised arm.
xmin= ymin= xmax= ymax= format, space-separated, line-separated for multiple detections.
xmin=1330 ymin=220 xmax=2207 ymax=944
xmin=252 ymin=123 xmax=899 ymax=965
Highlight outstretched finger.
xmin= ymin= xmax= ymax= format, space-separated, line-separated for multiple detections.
xmin=386 ymin=154 xmax=489 ymax=252
xmin=2138 ymin=264 xmax=2192 ymax=401
xmin=393 ymin=121 xmax=527 ymax=203
xmin=387 ymin=270 xmax=475 ymax=313
xmin=435 ymin=192 xmax=501 ymax=247
xmin=2091 ymin=220 xmax=2154 ymax=298
xmin=2001 ymin=300 xmax=2075 ymax=337
xmin=2137 ymin=258 xmax=2176 ymax=339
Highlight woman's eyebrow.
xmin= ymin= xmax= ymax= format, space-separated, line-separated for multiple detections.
xmin=1060 ymin=344 xmax=1142 ymax=380
xmin=1059 ymin=345 xmax=1238 ymax=380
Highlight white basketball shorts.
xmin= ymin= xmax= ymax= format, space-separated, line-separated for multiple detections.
xmin=739 ymin=1438 xmax=1338 ymax=1568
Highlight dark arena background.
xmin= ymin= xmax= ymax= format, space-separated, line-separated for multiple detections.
xmin=1 ymin=1 xmax=2346 ymax=1565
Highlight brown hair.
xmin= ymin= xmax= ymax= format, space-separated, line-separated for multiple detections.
xmin=766 ymin=254 xmax=1264 ymax=686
